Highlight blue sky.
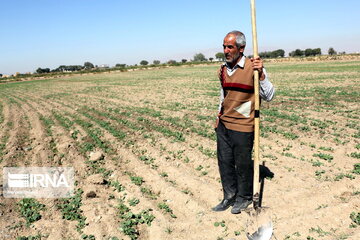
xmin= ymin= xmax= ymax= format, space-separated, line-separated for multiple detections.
xmin=1 ymin=0 xmax=360 ymax=75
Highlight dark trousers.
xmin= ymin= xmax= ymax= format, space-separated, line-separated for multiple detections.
xmin=216 ymin=121 xmax=254 ymax=200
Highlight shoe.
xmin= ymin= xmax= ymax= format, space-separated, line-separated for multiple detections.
xmin=231 ymin=198 xmax=252 ymax=214
xmin=212 ymin=197 xmax=235 ymax=212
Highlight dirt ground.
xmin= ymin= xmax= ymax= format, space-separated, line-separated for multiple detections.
xmin=0 ymin=59 xmax=359 ymax=240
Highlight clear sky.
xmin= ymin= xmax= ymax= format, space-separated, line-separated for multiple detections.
xmin=1 ymin=0 xmax=360 ymax=75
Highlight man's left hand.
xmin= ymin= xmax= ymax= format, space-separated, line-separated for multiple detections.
xmin=251 ymin=57 xmax=265 ymax=80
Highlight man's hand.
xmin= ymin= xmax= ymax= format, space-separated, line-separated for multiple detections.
xmin=251 ymin=57 xmax=265 ymax=80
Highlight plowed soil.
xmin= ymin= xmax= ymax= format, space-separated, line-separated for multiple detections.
xmin=0 ymin=59 xmax=359 ymax=240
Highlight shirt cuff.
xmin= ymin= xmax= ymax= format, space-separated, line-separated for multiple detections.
xmin=259 ymin=68 xmax=269 ymax=85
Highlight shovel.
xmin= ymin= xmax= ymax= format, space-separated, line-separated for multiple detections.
xmin=248 ymin=0 xmax=273 ymax=239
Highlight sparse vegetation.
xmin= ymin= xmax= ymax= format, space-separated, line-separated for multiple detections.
xmin=57 ymin=189 xmax=87 ymax=232
xmin=1 ymin=58 xmax=359 ymax=239
xmin=17 ymin=199 xmax=45 ymax=226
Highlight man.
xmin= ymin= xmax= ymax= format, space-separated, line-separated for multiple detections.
xmin=212 ymin=30 xmax=275 ymax=214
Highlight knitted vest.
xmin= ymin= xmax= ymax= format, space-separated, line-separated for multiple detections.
xmin=219 ymin=58 xmax=255 ymax=132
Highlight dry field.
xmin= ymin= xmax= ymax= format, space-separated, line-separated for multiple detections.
xmin=0 ymin=59 xmax=359 ymax=240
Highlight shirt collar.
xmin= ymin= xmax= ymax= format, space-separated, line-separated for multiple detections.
xmin=225 ymin=55 xmax=246 ymax=70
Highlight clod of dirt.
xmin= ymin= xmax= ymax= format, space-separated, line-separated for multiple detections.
xmin=86 ymin=191 xmax=97 ymax=198
xmin=89 ymin=151 xmax=104 ymax=162
xmin=87 ymin=174 xmax=107 ymax=185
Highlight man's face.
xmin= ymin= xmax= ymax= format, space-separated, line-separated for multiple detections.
xmin=223 ymin=34 xmax=244 ymax=65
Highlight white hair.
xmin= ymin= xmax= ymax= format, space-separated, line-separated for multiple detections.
xmin=227 ymin=30 xmax=246 ymax=48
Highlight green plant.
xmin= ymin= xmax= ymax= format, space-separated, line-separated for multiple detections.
xmin=117 ymin=200 xmax=155 ymax=240
xmin=350 ymin=152 xmax=360 ymax=159
xmin=311 ymin=159 xmax=324 ymax=167
xmin=158 ymin=202 xmax=176 ymax=218
xmin=71 ymin=129 xmax=80 ymax=139
xmin=298 ymin=125 xmax=311 ymax=132
xmin=319 ymin=146 xmax=334 ymax=152
xmin=128 ymin=198 xmax=140 ymax=206
xmin=198 ymin=145 xmax=216 ymax=158
xmin=81 ymin=234 xmax=96 ymax=240
xmin=140 ymin=187 xmax=158 ymax=200
xmin=16 ymin=233 xmax=45 ymax=240
xmin=195 ymin=165 xmax=204 ymax=171
xmin=353 ymin=163 xmax=360 ymax=174
xmin=309 ymin=226 xmax=330 ymax=237
xmin=165 ymin=226 xmax=173 ymax=234
xmin=139 ymin=155 xmax=155 ymax=165
xmin=313 ymin=153 xmax=333 ymax=162
xmin=17 ymin=198 xmax=45 ymax=226
xmin=214 ymin=220 xmax=226 ymax=227
xmin=108 ymin=237 xmax=119 ymax=240
xmin=57 ymin=188 xmax=87 ymax=232
xmin=315 ymin=204 xmax=328 ymax=210
xmin=315 ymin=170 xmax=325 ymax=176
xmin=334 ymin=173 xmax=355 ymax=181
xmin=130 ymin=176 xmax=144 ymax=186
xmin=181 ymin=188 xmax=193 ymax=195
xmin=350 ymin=212 xmax=360 ymax=227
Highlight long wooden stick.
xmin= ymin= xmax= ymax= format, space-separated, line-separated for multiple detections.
xmin=250 ymin=0 xmax=260 ymax=210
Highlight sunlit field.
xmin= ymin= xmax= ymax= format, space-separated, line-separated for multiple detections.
xmin=0 ymin=59 xmax=359 ymax=240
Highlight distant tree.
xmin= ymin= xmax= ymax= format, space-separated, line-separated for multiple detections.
xmin=270 ymin=49 xmax=285 ymax=58
xmin=115 ymin=63 xmax=126 ymax=68
xmin=153 ymin=60 xmax=160 ymax=65
xmin=181 ymin=59 xmax=187 ymax=63
xmin=259 ymin=51 xmax=271 ymax=58
xmin=215 ymin=52 xmax=225 ymax=61
xmin=140 ymin=60 xmax=148 ymax=66
xmin=312 ymin=48 xmax=321 ymax=56
xmin=36 ymin=67 xmax=50 ymax=74
xmin=167 ymin=60 xmax=177 ymax=65
xmin=0 ymin=73 xmax=2 ymax=78
xmin=275 ymin=49 xmax=285 ymax=57
xmin=259 ymin=49 xmax=284 ymax=58
xmin=84 ymin=61 xmax=94 ymax=69
xmin=294 ymin=49 xmax=304 ymax=57
xmin=70 ymin=65 xmax=83 ymax=71
xmin=209 ymin=57 xmax=214 ymax=62
xmin=193 ymin=53 xmax=206 ymax=62
xmin=304 ymin=48 xmax=313 ymax=57
xmin=53 ymin=65 xmax=83 ymax=72
xmin=328 ymin=47 xmax=337 ymax=55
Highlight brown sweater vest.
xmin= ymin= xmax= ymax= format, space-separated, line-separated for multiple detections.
xmin=219 ymin=58 xmax=255 ymax=132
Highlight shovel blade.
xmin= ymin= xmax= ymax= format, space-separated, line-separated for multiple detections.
xmin=246 ymin=221 xmax=273 ymax=240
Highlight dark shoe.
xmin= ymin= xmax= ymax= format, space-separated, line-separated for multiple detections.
xmin=212 ymin=197 xmax=235 ymax=212
xmin=231 ymin=199 xmax=252 ymax=214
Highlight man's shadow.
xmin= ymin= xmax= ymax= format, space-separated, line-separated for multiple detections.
xmin=259 ymin=162 xmax=274 ymax=207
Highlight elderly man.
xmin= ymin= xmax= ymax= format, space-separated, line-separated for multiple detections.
xmin=212 ymin=30 xmax=275 ymax=214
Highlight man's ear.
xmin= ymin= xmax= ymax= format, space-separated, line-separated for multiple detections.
xmin=239 ymin=46 xmax=245 ymax=54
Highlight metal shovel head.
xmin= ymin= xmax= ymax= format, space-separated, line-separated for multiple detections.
xmin=245 ymin=210 xmax=273 ymax=240
xmin=246 ymin=221 xmax=273 ymax=240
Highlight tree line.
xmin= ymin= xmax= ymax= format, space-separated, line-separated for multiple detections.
xmin=4 ymin=47 xmax=345 ymax=77
xmin=35 ymin=62 xmax=96 ymax=74
xmin=214 ymin=47 xmax=339 ymax=59
xmin=137 ymin=47 xmax=342 ymax=67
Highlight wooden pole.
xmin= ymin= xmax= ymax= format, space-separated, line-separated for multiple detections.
xmin=250 ymin=0 xmax=260 ymax=210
